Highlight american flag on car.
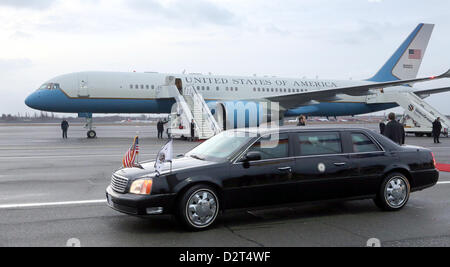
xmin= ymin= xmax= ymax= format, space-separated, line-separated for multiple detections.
xmin=122 ymin=136 xmax=139 ymax=168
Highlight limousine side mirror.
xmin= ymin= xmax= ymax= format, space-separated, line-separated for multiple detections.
xmin=243 ymin=151 xmax=262 ymax=162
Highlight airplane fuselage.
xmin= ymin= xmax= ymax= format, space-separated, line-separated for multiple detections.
xmin=25 ymin=71 xmax=400 ymax=117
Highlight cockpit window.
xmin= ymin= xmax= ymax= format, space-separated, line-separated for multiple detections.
xmin=39 ymin=84 xmax=49 ymax=90
xmin=38 ymin=83 xmax=60 ymax=90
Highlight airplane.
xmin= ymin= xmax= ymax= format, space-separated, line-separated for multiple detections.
xmin=25 ymin=23 xmax=450 ymax=138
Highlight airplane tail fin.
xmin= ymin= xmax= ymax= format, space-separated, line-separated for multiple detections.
xmin=368 ymin=23 xmax=434 ymax=82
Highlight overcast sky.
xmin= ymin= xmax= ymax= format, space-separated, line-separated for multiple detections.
xmin=1 ymin=0 xmax=449 ymax=116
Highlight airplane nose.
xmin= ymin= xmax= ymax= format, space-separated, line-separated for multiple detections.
xmin=25 ymin=91 xmax=41 ymax=110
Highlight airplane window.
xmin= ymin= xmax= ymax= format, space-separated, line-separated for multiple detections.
xmin=135 ymin=85 xmax=139 ymax=89
xmin=226 ymin=87 xmax=229 ymax=91
xmin=140 ymin=85 xmax=144 ymax=89
xmin=257 ymin=88 xmax=260 ymax=92
xmin=216 ymin=87 xmax=219 ymax=91
xmin=197 ymin=86 xmax=201 ymax=90
xmin=130 ymin=85 xmax=133 ymax=89
xmin=152 ymin=85 xmax=155 ymax=89
xmin=207 ymin=86 xmax=210 ymax=91
xmin=235 ymin=87 xmax=238 ymax=91
xmin=146 ymin=85 xmax=149 ymax=89
xmin=39 ymin=84 xmax=49 ymax=90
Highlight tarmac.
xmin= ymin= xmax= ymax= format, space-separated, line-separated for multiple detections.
xmin=0 ymin=124 xmax=449 ymax=247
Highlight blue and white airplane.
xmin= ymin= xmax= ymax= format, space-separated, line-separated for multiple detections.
xmin=25 ymin=23 xmax=450 ymax=136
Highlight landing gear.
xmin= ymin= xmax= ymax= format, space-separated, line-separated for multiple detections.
xmin=87 ymin=130 xmax=97 ymax=139
xmin=84 ymin=117 xmax=96 ymax=139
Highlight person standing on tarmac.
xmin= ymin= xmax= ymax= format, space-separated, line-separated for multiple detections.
xmin=297 ymin=115 xmax=306 ymax=126
xmin=379 ymin=120 xmax=386 ymax=135
xmin=157 ymin=120 xmax=163 ymax=139
xmin=383 ymin=113 xmax=405 ymax=145
xmin=157 ymin=119 xmax=168 ymax=139
xmin=432 ymin=117 xmax=442 ymax=144
xmin=61 ymin=119 xmax=69 ymax=139
xmin=190 ymin=119 xmax=196 ymax=142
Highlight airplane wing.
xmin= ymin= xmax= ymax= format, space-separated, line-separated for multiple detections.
xmin=264 ymin=69 xmax=450 ymax=109
xmin=414 ymin=86 xmax=450 ymax=98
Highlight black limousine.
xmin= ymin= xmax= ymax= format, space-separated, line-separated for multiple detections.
xmin=106 ymin=127 xmax=439 ymax=230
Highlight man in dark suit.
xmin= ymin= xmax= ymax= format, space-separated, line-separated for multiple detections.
xmin=157 ymin=119 xmax=168 ymax=139
xmin=379 ymin=120 xmax=386 ymax=135
xmin=157 ymin=120 xmax=163 ymax=139
xmin=61 ymin=119 xmax=69 ymax=139
xmin=383 ymin=113 xmax=405 ymax=145
xmin=190 ymin=119 xmax=196 ymax=142
xmin=432 ymin=117 xmax=442 ymax=144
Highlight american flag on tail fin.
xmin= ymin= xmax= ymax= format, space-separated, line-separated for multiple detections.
xmin=408 ymin=49 xmax=422 ymax=60
xmin=122 ymin=136 xmax=139 ymax=168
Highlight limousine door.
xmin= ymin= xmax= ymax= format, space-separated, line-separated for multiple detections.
xmin=292 ymin=131 xmax=359 ymax=201
xmin=223 ymin=134 xmax=298 ymax=209
xmin=345 ymin=132 xmax=390 ymax=196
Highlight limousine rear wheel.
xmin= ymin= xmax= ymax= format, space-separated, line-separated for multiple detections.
xmin=177 ymin=185 xmax=219 ymax=230
xmin=375 ymin=173 xmax=410 ymax=211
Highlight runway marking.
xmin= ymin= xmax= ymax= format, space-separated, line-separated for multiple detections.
xmin=0 ymin=199 xmax=106 ymax=209
xmin=0 ymin=182 xmax=448 ymax=210
xmin=0 ymin=153 xmax=157 ymax=160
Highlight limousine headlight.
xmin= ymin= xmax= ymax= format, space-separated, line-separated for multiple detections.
xmin=129 ymin=179 xmax=153 ymax=195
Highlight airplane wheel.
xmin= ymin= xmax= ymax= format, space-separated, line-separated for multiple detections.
xmin=87 ymin=130 xmax=97 ymax=139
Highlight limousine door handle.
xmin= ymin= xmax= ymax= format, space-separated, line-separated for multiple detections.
xmin=278 ymin=167 xmax=292 ymax=173
xmin=334 ymin=162 xmax=347 ymax=167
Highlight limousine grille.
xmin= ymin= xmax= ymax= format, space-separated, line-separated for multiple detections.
xmin=111 ymin=174 xmax=129 ymax=193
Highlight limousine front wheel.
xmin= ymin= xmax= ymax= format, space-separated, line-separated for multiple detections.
xmin=375 ymin=173 xmax=410 ymax=211
xmin=178 ymin=185 xmax=219 ymax=230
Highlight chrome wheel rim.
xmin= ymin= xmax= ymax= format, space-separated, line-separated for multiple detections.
xmin=186 ymin=189 xmax=218 ymax=227
xmin=384 ymin=177 xmax=408 ymax=208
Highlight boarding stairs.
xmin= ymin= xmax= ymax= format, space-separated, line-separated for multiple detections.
xmin=160 ymin=77 xmax=222 ymax=140
xmin=366 ymin=91 xmax=449 ymax=136
xmin=183 ymin=86 xmax=222 ymax=139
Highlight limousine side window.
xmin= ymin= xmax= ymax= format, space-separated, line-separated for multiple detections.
xmin=351 ymin=133 xmax=381 ymax=153
xmin=298 ymin=132 xmax=342 ymax=156
xmin=247 ymin=134 xmax=289 ymax=160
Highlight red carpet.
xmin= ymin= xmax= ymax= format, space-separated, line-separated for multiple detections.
xmin=436 ymin=163 xmax=450 ymax=172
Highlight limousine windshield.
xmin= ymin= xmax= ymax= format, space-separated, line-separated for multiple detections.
xmin=186 ymin=131 xmax=253 ymax=161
